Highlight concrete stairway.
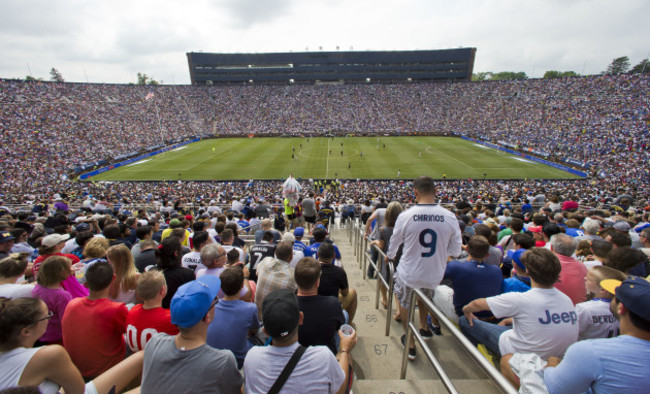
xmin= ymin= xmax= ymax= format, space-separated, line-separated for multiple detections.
xmin=331 ymin=227 xmax=504 ymax=394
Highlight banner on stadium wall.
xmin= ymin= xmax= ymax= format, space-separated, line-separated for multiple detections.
xmin=461 ymin=137 xmax=588 ymax=178
xmin=564 ymin=158 xmax=590 ymax=168
xmin=79 ymin=138 xmax=201 ymax=180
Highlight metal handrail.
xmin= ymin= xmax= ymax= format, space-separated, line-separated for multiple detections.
xmin=361 ymin=244 xmax=395 ymax=336
xmin=400 ymin=289 xmax=518 ymax=394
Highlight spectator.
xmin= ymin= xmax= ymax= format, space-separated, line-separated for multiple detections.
xmin=9 ymin=228 xmax=36 ymax=259
xmin=254 ymin=219 xmax=281 ymax=244
xmin=364 ymin=202 xmax=388 ymax=278
xmin=140 ymin=275 xmax=242 ymax=393
xmin=282 ymin=231 xmax=304 ymax=268
xmin=62 ymin=260 xmax=128 ymax=379
xmin=131 ymin=224 xmax=154 ymax=260
xmin=0 ymin=253 xmax=34 ymax=298
xmin=31 ymin=256 xmax=73 ymax=345
xmin=249 ymin=230 xmax=277 ymax=282
xmin=81 ymin=236 xmax=109 ymax=263
xmin=582 ymin=239 xmax=613 ymax=268
xmin=502 ymin=277 xmax=650 ymax=392
xmin=220 ymin=229 xmax=246 ymax=264
xmin=244 ymin=289 xmax=356 ymax=394
xmin=433 ymin=235 xmax=502 ymax=324
xmin=254 ymin=241 xmax=297 ymax=320
xmin=206 ymin=267 xmax=259 ymax=369
xmin=304 ymin=226 xmax=342 ymax=262
xmin=31 ymin=234 xmax=79 ymax=278
xmin=317 ymin=200 xmax=335 ymax=229
xmin=387 ymin=176 xmax=462 ymax=360
xmin=550 ymin=233 xmax=588 ymax=305
xmin=196 ymin=243 xmax=227 ymax=279
xmin=0 ymin=296 xmax=143 ymax=394
xmin=501 ymin=249 xmax=532 ymax=293
xmin=460 ymin=248 xmax=578 ymax=360
xmin=295 ymin=257 xmax=345 ymax=354
xmin=134 ymin=239 xmax=157 ymax=273
xmin=126 ymin=270 xmax=179 ymax=352
xmin=605 ymin=247 xmax=647 ymax=277
xmin=181 ymin=230 xmax=210 ymax=273
xmin=105 ymin=244 xmax=140 ymax=304
xmin=155 ymin=236 xmax=195 ymax=309
xmin=498 ymin=218 xmax=524 ymax=252
xmin=473 ymin=223 xmax=503 ymax=267
xmin=317 ymin=242 xmax=358 ymax=325
xmin=292 ymin=226 xmax=308 ymax=254
xmin=576 ymin=266 xmax=627 ymax=340
xmin=102 ymin=224 xmax=133 ymax=249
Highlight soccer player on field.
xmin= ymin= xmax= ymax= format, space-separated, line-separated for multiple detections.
xmin=387 ymin=176 xmax=462 ymax=360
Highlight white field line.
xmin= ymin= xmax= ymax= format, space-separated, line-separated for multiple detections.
xmin=127 ymin=159 xmax=151 ymax=166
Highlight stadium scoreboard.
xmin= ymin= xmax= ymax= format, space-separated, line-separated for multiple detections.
xmin=187 ymin=48 xmax=476 ymax=85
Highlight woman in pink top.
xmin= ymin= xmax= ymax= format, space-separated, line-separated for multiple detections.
xmin=31 ymin=256 xmax=73 ymax=345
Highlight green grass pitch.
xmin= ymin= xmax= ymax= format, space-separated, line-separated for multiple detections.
xmin=89 ymin=136 xmax=580 ymax=181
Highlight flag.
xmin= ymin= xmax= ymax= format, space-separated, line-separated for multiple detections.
xmin=145 ymin=92 xmax=155 ymax=101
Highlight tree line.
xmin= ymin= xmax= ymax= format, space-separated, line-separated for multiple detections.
xmin=22 ymin=69 xmax=161 ymax=85
xmin=473 ymin=56 xmax=649 ymax=81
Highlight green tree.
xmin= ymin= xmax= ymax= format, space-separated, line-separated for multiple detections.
xmin=490 ymin=71 xmax=528 ymax=80
xmin=544 ymin=70 xmax=562 ymax=79
xmin=137 ymin=72 xmax=160 ymax=85
xmin=604 ymin=56 xmax=630 ymax=75
xmin=472 ymin=72 xmax=493 ymax=81
xmin=543 ymin=70 xmax=579 ymax=79
xmin=630 ymin=59 xmax=650 ymax=74
xmin=25 ymin=75 xmax=43 ymax=82
xmin=49 ymin=67 xmax=64 ymax=82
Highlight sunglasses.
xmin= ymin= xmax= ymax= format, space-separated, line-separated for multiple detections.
xmin=28 ymin=310 xmax=54 ymax=326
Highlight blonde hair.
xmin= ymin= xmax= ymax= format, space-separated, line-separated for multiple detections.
xmin=106 ymin=244 xmax=138 ymax=299
xmin=589 ymin=265 xmax=627 ymax=290
xmin=37 ymin=256 xmax=71 ymax=286
xmin=135 ymin=270 xmax=166 ymax=301
xmin=383 ymin=201 xmax=404 ymax=228
xmin=83 ymin=237 xmax=110 ymax=259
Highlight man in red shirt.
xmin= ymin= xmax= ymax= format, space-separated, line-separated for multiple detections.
xmin=62 ymin=260 xmax=128 ymax=379
xmin=126 ymin=270 xmax=179 ymax=352
xmin=550 ymin=233 xmax=587 ymax=305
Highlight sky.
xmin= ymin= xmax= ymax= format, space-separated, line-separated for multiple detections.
xmin=1 ymin=0 xmax=648 ymax=85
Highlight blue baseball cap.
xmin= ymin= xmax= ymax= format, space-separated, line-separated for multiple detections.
xmin=294 ymin=227 xmax=305 ymax=237
xmin=171 ymin=276 xmax=221 ymax=329
xmin=601 ymin=277 xmax=650 ymax=320
xmin=507 ymin=248 xmax=527 ymax=271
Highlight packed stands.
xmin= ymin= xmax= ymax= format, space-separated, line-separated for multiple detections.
xmin=0 ymin=74 xmax=648 ymax=208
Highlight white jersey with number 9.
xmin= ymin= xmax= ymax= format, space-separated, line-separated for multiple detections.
xmin=387 ymin=204 xmax=462 ymax=289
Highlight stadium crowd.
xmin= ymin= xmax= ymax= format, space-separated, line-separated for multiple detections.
xmin=0 ymin=73 xmax=648 ymax=206
xmin=0 ymin=174 xmax=649 ymax=392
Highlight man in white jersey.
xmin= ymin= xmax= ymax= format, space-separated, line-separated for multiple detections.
xmin=387 ymin=176 xmax=462 ymax=360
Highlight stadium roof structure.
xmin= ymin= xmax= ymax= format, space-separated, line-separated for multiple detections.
xmin=187 ymin=48 xmax=476 ymax=85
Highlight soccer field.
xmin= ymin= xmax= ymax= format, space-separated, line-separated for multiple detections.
xmin=89 ymin=137 xmax=580 ymax=181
